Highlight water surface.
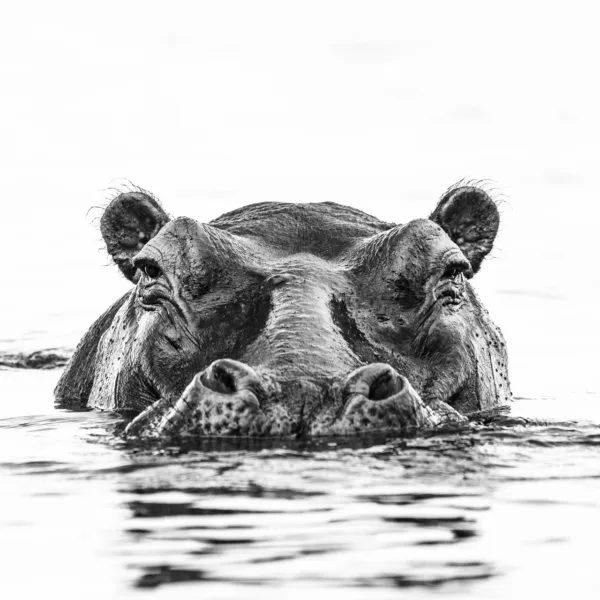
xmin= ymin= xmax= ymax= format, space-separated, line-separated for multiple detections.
xmin=1 ymin=368 xmax=599 ymax=599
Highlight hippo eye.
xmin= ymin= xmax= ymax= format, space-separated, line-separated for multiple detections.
xmin=143 ymin=264 xmax=161 ymax=279
xmin=442 ymin=259 xmax=472 ymax=280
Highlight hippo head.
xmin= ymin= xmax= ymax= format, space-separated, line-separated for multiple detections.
xmin=55 ymin=182 xmax=510 ymax=438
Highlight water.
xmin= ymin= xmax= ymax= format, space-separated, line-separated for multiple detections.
xmin=2 ymin=2 xmax=600 ymax=598
xmin=1 ymin=366 xmax=599 ymax=599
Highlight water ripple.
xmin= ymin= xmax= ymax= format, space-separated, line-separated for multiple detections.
xmin=2 ymin=393 xmax=600 ymax=597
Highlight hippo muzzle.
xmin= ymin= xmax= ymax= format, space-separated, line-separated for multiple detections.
xmin=125 ymin=359 xmax=448 ymax=439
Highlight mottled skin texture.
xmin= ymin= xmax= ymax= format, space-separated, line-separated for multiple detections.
xmin=55 ymin=183 xmax=511 ymax=438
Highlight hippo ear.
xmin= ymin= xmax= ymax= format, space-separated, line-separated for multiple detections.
xmin=100 ymin=191 xmax=171 ymax=282
xmin=429 ymin=185 xmax=500 ymax=273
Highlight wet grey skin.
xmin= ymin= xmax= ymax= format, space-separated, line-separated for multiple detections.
xmin=55 ymin=181 xmax=511 ymax=439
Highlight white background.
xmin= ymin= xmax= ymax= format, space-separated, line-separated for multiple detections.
xmin=1 ymin=0 xmax=598 ymax=398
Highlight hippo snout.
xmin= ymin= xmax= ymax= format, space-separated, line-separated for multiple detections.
xmin=126 ymin=359 xmax=280 ymax=438
xmin=125 ymin=359 xmax=457 ymax=439
xmin=310 ymin=364 xmax=444 ymax=435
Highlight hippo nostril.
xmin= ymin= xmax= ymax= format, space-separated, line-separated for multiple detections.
xmin=342 ymin=363 xmax=405 ymax=402
xmin=200 ymin=358 xmax=265 ymax=398
xmin=212 ymin=363 xmax=237 ymax=393
xmin=368 ymin=369 xmax=405 ymax=401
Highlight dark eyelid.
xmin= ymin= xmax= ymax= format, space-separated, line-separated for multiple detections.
xmin=133 ymin=255 xmax=161 ymax=271
xmin=442 ymin=258 xmax=473 ymax=279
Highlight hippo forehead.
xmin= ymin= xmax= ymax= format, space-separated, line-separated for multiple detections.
xmin=139 ymin=202 xmax=459 ymax=272
xmin=207 ymin=201 xmax=396 ymax=258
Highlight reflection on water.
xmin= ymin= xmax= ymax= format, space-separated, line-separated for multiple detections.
xmin=1 ymin=372 xmax=599 ymax=599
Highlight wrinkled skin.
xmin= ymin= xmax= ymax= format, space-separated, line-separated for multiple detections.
xmin=55 ymin=182 xmax=511 ymax=438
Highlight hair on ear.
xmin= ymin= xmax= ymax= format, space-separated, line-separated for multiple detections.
xmin=430 ymin=179 xmax=501 ymax=273
xmin=100 ymin=185 xmax=171 ymax=282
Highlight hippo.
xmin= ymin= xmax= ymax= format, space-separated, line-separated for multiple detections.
xmin=54 ymin=181 xmax=510 ymax=439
